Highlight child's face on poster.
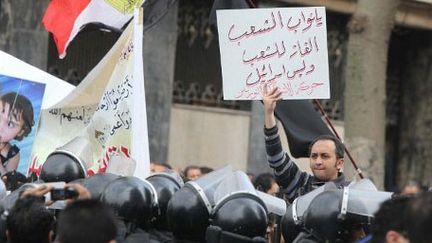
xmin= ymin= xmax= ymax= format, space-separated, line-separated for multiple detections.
xmin=0 ymin=101 xmax=24 ymax=143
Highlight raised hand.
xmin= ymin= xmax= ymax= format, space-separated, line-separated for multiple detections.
xmin=262 ymin=84 xmax=282 ymax=128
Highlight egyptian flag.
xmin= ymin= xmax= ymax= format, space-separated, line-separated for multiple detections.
xmin=43 ymin=0 xmax=177 ymax=58
xmin=275 ymin=100 xmax=333 ymax=158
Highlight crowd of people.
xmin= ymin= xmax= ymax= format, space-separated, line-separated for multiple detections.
xmin=0 ymin=85 xmax=430 ymax=243
xmin=0 ymin=147 xmax=430 ymax=243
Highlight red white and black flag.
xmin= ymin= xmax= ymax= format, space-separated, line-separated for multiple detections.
xmin=43 ymin=0 xmax=177 ymax=58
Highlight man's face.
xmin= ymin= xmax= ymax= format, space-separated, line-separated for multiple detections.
xmin=150 ymin=163 xmax=168 ymax=173
xmin=385 ymin=230 xmax=409 ymax=243
xmin=267 ymin=181 xmax=279 ymax=197
xmin=309 ymin=139 xmax=343 ymax=181
xmin=0 ymin=102 xmax=24 ymax=143
xmin=186 ymin=168 xmax=202 ymax=181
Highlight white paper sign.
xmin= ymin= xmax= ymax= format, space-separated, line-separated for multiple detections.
xmin=217 ymin=7 xmax=330 ymax=100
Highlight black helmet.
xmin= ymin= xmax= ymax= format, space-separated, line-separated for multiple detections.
xmin=147 ymin=172 xmax=183 ymax=231
xmin=39 ymin=153 xmax=86 ymax=183
xmin=206 ymin=225 xmax=266 ymax=243
xmin=40 ymin=136 xmax=93 ymax=183
xmin=210 ymin=192 xmax=268 ymax=239
xmin=69 ymin=178 xmax=85 ymax=185
xmin=74 ymin=173 xmax=120 ymax=200
xmin=0 ymin=183 xmax=38 ymax=211
xmin=304 ymin=186 xmax=391 ymax=242
xmin=166 ymin=166 xmax=235 ymax=242
xmin=282 ymin=182 xmax=338 ymax=242
xmin=167 ymin=182 xmax=211 ymax=242
xmin=302 ymin=189 xmax=349 ymax=242
xmin=281 ymin=204 xmax=303 ymax=242
xmin=101 ymin=176 xmax=158 ymax=229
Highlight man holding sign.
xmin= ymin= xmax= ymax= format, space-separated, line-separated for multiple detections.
xmin=262 ymin=84 xmax=349 ymax=203
xmin=216 ymin=7 xmax=349 ymax=202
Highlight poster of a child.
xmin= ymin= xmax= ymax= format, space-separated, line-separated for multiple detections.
xmin=0 ymin=74 xmax=45 ymax=175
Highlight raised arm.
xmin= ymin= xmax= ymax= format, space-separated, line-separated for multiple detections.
xmin=262 ymin=85 xmax=310 ymax=202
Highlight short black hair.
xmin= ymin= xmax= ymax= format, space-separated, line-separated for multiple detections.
xmin=151 ymin=162 xmax=172 ymax=169
xmin=309 ymin=134 xmax=344 ymax=159
xmin=57 ymin=199 xmax=117 ymax=243
xmin=371 ymin=195 xmax=411 ymax=243
xmin=254 ymin=173 xmax=275 ymax=193
xmin=405 ymin=192 xmax=432 ymax=243
xmin=0 ymin=92 xmax=34 ymax=141
xmin=6 ymin=196 xmax=54 ymax=243
xmin=200 ymin=166 xmax=213 ymax=174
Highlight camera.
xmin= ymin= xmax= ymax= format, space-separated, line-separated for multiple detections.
xmin=50 ymin=188 xmax=78 ymax=201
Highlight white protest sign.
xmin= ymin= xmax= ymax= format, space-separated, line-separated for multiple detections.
xmin=217 ymin=7 xmax=330 ymax=100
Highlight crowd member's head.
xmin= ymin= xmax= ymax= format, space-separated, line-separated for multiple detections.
xmin=200 ymin=166 xmax=213 ymax=175
xmin=6 ymin=196 xmax=54 ymax=243
xmin=246 ymin=172 xmax=256 ymax=184
xmin=150 ymin=162 xmax=172 ymax=173
xmin=183 ymin=165 xmax=202 ymax=181
xmin=405 ymin=192 xmax=432 ymax=243
xmin=400 ymin=180 xmax=422 ymax=195
xmin=308 ymin=134 xmax=344 ymax=181
xmin=371 ymin=196 xmax=411 ymax=243
xmin=254 ymin=173 xmax=279 ymax=196
xmin=2 ymin=170 xmax=28 ymax=191
xmin=57 ymin=199 xmax=117 ymax=243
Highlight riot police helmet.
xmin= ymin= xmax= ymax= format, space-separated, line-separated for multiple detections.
xmin=101 ymin=176 xmax=158 ymax=229
xmin=39 ymin=153 xmax=86 ymax=183
xmin=146 ymin=171 xmax=183 ymax=231
xmin=210 ymin=192 xmax=268 ymax=239
xmin=76 ymin=172 xmax=120 ymax=200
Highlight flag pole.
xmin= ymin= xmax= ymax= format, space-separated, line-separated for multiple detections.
xmin=313 ymin=100 xmax=364 ymax=179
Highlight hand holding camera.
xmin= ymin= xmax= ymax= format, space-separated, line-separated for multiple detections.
xmin=20 ymin=182 xmax=91 ymax=207
xmin=50 ymin=187 xmax=78 ymax=201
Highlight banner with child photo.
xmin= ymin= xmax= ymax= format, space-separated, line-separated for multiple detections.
xmin=30 ymin=9 xmax=150 ymax=180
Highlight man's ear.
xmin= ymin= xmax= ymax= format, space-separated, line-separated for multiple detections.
xmin=336 ymin=158 xmax=344 ymax=171
xmin=385 ymin=230 xmax=406 ymax=243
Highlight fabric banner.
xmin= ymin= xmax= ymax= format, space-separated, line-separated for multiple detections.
xmin=31 ymin=9 xmax=150 ymax=179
